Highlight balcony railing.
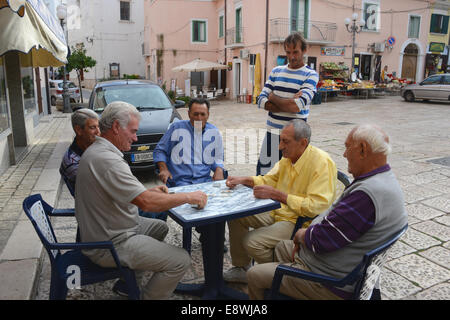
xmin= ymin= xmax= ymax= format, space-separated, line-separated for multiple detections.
xmin=270 ymin=18 xmax=337 ymax=44
xmin=225 ymin=27 xmax=244 ymax=48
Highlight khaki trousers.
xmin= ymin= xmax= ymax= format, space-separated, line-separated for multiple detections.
xmin=247 ymin=239 xmax=343 ymax=300
xmin=228 ymin=211 xmax=294 ymax=266
xmin=88 ymin=217 xmax=191 ymax=300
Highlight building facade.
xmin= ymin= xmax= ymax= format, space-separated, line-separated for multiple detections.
xmin=67 ymin=0 xmax=145 ymax=88
xmin=145 ymin=0 xmax=447 ymax=98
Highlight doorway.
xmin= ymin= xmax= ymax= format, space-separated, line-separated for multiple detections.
xmin=233 ymin=60 xmax=241 ymax=97
xmin=360 ymin=54 xmax=372 ymax=80
xmin=402 ymin=43 xmax=418 ymax=81
xmin=307 ymin=56 xmax=317 ymax=71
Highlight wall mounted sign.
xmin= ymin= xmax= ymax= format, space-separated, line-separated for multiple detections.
xmin=320 ymin=47 xmax=345 ymax=56
xmin=387 ymin=36 xmax=396 ymax=46
xmin=429 ymin=42 xmax=445 ymax=53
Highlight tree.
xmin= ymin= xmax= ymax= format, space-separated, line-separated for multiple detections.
xmin=66 ymin=43 xmax=96 ymax=103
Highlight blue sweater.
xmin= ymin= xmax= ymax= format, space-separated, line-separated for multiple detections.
xmin=153 ymin=120 xmax=224 ymax=186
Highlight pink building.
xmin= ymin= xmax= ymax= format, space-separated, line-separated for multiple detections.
xmin=144 ymin=0 xmax=447 ymax=98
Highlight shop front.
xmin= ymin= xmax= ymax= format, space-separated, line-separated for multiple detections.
xmin=424 ymin=42 xmax=447 ymax=78
xmin=0 ymin=0 xmax=68 ymax=174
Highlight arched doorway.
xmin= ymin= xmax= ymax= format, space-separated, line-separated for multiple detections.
xmin=401 ymin=44 xmax=418 ymax=81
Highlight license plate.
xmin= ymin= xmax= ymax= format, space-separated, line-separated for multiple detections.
xmin=131 ymin=152 xmax=153 ymax=163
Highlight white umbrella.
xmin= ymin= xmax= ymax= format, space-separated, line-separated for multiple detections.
xmin=172 ymin=58 xmax=228 ymax=72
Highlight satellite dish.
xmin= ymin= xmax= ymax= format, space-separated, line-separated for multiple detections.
xmin=351 ymin=72 xmax=357 ymax=82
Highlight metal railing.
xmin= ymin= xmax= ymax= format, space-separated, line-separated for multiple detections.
xmin=270 ymin=18 xmax=337 ymax=44
xmin=225 ymin=27 xmax=244 ymax=47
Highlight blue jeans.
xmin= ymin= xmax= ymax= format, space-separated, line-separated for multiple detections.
xmin=138 ymin=208 xmax=168 ymax=221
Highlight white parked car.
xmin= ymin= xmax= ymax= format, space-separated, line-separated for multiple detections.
xmin=401 ymin=73 xmax=450 ymax=102
xmin=49 ymin=79 xmax=81 ymax=107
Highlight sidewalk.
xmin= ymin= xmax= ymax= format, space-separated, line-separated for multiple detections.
xmin=0 ymin=110 xmax=73 ymax=299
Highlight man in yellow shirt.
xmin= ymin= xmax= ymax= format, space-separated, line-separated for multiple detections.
xmin=223 ymin=119 xmax=337 ymax=283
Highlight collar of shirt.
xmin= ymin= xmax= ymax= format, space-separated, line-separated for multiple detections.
xmin=70 ymin=138 xmax=84 ymax=157
xmin=95 ymin=136 xmax=124 ymax=158
xmin=291 ymin=144 xmax=313 ymax=174
xmin=352 ymin=164 xmax=391 ymax=184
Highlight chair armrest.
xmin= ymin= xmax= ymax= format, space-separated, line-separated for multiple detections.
xmin=49 ymin=208 xmax=75 ymax=217
xmin=49 ymin=241 xmax=125 ymax=271
xmin=269 ymin=264 xmax=348 ymax=299
xmin=48 ymin=241 xmax=114 ymax=251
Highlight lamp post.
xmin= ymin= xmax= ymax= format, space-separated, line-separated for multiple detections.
xmin=56 ymin=3 xmax=71 ymax=113
xmin=345 ymin=13 xmax=365 ymax=81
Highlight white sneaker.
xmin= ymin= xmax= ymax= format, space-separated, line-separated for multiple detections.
xmin=223 ymin=266 xmax=248 ymax=284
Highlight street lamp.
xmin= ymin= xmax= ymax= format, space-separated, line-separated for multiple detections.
xmin=56 ymin=3 xmax=71 ymax=113
xmin=345 ymin=13 xmax=365 ymax=81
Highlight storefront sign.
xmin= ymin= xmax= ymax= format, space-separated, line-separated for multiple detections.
xmin=429 ymin=42 xmax=445 ymax=53
xmin=321 ymin=47 xmax=345 ymax=56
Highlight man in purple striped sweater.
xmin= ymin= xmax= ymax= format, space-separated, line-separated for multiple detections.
xmin=247 ymin=124 xmax=408 ymax=300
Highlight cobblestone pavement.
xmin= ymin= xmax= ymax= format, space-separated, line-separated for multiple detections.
xmin=32 ymin=95 xmax=450 ymax=300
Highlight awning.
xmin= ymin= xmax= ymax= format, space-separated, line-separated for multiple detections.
xmin=172 ymin=58 xmax=228 ymax=72
xmin=0 ymin=0 xmax=68 ymax=67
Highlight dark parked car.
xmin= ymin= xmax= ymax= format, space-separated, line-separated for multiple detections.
xmin=401 ymin=73 xmax=450 ymax=102
xmin=88 ymin=80 xmax=185 ymax=170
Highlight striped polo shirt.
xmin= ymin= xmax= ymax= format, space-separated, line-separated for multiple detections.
xmin=257 ymin=64 xmax=318 ymax=131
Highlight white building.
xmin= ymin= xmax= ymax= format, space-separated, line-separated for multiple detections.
xmin=66 ymin=0 xmax=145 ymax=88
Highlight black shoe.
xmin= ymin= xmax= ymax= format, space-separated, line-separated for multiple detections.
xmin=112 ymin=279 xmax=129 ymax=297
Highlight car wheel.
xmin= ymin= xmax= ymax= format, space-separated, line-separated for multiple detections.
xmin=404 ymin=91 xmax=415 ymax=102
xmin=51 ymin=96 xmax=56 ymax=106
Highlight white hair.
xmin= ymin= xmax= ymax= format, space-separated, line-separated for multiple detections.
xmin=99 ymin=101 xmax=141 ymax=132
xmin=352 ymin=124 xmax=392 ymax=156
xmin=71 ymin=108 xmax=99 ymax=130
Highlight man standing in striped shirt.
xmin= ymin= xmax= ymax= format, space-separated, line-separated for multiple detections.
xmin=257 ymin=32 xmax=319 ymax=175
xmin=247 ymin=124 xmax=408 ymax=300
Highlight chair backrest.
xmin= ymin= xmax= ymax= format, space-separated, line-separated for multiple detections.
xmin=336 ymin=170 xmax=351 ymax=199
xmin=23 ymin=194 xmax=60 ymax=262
xmin=291 ymin=170 xmax=351 ymax=238
xmin=354 ymin=224 xmax=408 ymax=299
xmin=62 ymin=175 xmax=75 ymax=197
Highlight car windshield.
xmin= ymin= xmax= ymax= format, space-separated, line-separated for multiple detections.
xmin=57 ymin=82 xmax=77 ymax=89
xmin=92 ymin=84 xmax=172 ymax=112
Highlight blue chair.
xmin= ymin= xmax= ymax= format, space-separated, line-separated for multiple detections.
xmin=23 ymin=194 xmax=140 ymax=300
xmin=290 ymin=170 xmax=351 ymax=239
xmin=268 ymin=224 xmax=408 ymax=300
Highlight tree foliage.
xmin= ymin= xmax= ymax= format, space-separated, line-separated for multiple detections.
xmin=66 ymin=43 xmax=96 ymax=102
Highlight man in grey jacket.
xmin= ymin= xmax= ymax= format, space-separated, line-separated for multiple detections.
xmin=247 ymin=124 xmax=407 ymax=299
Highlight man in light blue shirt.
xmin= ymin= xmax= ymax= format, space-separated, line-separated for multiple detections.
xmin=154 ymin=98 xmax=225 ymax=187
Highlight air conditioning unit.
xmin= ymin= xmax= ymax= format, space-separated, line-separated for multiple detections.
xmin=240 ymin=49 xmax=250 ymax=59
xmin=374 ymin=42 xmax=385 ymax=52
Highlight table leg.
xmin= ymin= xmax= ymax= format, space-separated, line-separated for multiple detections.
xmin=175 ymin=221 xmax=248 ymax=300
